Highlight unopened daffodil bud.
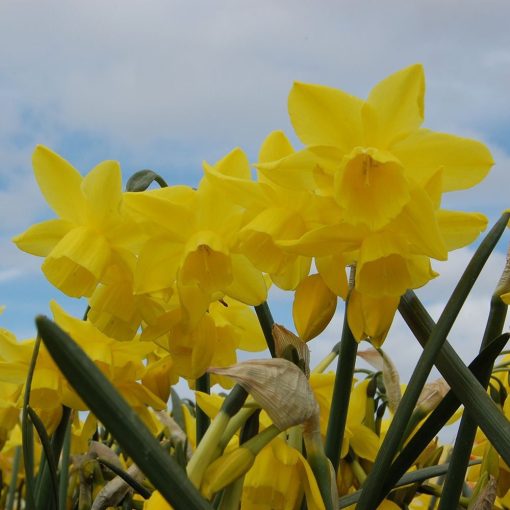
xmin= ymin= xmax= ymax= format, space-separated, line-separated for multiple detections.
xmin=201 ymin=446 xmax=255 ymax=499
xmin=293 ymin=274 xmax=337 ymax=341
xmin=416 ymin=378 xmax=449 ymax=415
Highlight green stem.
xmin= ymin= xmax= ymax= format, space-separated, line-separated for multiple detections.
xmin=58 ymin=415 xmax=72 ymax=510
xmin=21 ymin=334 xmax=42 ymax=510
xmin=324 ymin=309 xmax=358 ymax=471
xmin=305 ymin=414 xmax=335 ymax=510
xmin=196 ymin=372 xmax=211 ymax=445
xmin=254 ymin=302 xmax=276 ymax=357
xmin=6 ymin=446 xmax=21 ymax=510
xmin=438 ymin=293 xmax=507 ymax=509
xmin=218 ymin=476 xmax=245 ymax=510
xmin=357 ymin=212 xmax=510 ymax=510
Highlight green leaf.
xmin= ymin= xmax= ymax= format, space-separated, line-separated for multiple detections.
xmin=58 ymin=416 xmax=72 ymax=510
xmin=29 ymin=406 xmax=59 ymax=509
xmin=438 ymin=294 xmax=508 ymax=509
xmin=21 ymin=334 xmax=41 ymax=510
xmin=380 ymin=332 xmax=509 ymax=501
xmin=338 ymin=460 xmax=481 ymax=508
xmin=356 ymin=212 xmax=510 ymax=509
xmin=97 ymin=458 xmax=151 ymax=498
xmin=5 ymin=446 xmax=21 ymax=510
xmin=171 ymin=389 xmax=186 ymax=432
xmin=36 ymin=316 xmax=211 ymax=510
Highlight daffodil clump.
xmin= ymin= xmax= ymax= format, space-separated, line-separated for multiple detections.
xmin=1 ymin=64 xmax=510 ymax=510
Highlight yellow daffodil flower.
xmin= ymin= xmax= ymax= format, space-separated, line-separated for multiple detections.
xmin=204 ymin=135 xmax=319 ymax=290
xmin=124 ymin=176 xmax=267 ymax=323
xmin=13 ymin=146 xmax=142 ymax=297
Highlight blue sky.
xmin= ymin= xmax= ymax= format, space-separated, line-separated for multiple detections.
xmin=1 ymin=0 xmax=510 ymax=386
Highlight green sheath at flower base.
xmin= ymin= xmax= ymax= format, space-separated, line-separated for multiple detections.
xmin=187 ymin=385 xmax=248 ymax=488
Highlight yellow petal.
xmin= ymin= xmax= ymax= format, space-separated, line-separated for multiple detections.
xmin=224 ymin=254 xmax=267 ymax=306
xmin=13 ymin=219 xmax=74 ymax=257
xmin=43 ymin=226 xmax=111 ymax=297
xmin=296 ymin=452 xmax=327 ymax=510
xmin=32 ymin=145 xmax=86 ymax=224
xmin=123 ymin=190 xmax=194 ymax=240
xmin=316 ymin=255 xmax=348 ymax=299
xmin=256 ymin=149 xmax=318 ymax=192
xmin=388 ymin=186 xmax=447 ymax=261
xmin=356 ymin=233 xmax=437 ymax=297
xmin=289 ymin=81 xmax=363 ymax=152
xmin=393 ymin=129 xmax=494 ymax=191
xmin=31 ymin=368 xmax=61 ymax=409
xmin=293 ymin=274 xmax=337 ymax=341
xmin=364 ymin=64 xmax=425 ymax=148
xmin=82 ymin=160 xmax=122 ymax=227
xmin=0 ymin=361 xmax=29 ymax=384
xmin=203 ymin=161 xmax=268 ymax=210
xmin=278 ymin=223 xmax=366 ymax=257
xmin=270 ymin=255 xmax=311 ymax=291
xmin=135 ymin=238 xmax=181 ymax=294
xmin=180 ymin=231 xmax=232 ymax=295
xmin=195 ymin=391 xmax=224 ymax=420
xmin=437 ymin=210 xmax=488 ymax=251
xmin=349 ymin=423 xmax=381 ymax=461
xmin=258 ymin=130 xmax=294 ymax=163
xmin=143 ymin=490 xmax=173 ymax=510
xmin=210 ymin=146 xmax=252 ymax=179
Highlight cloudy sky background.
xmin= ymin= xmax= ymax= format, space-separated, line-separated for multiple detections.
xmin=1 ymin=0 xmax=510 ymax=406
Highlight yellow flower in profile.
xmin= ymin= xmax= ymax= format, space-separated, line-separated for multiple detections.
xmin=242 ymin=436 xmax=326 ymax=510
xmin=13 ymin=146 xmax=141 ymax=297
xmin=204 ymin=136 xmax=317 ymax=291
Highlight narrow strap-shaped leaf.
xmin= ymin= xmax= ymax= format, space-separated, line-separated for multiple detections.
xmin=338 ymin=460 xmax=481 ymax=508
xmin=5 ymin=446 xmax=21 ymax=510
xmin=97 ymin=458 xmax=151 ymax=498
xmin=399 ymin=290 xmax=510 ymax=462
xmin=380 ymin=332 xmax=509 ymax=501
xmin=36 ymin=405 xmax=72 ymax=510
xmin=58 ymin=415 xmax=72 ymax=510
xmin=438 ymin=294 xmax=507 ymax=509
xmin=36 ymin=316 xmax=211 ymax=510
xmin=196 ymin=372 xmax=211 ymax=445
xmin=356 ymin=212 xmax=510 ymax=509
xmin=29 ymin=406 xmax=59 ymax=508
